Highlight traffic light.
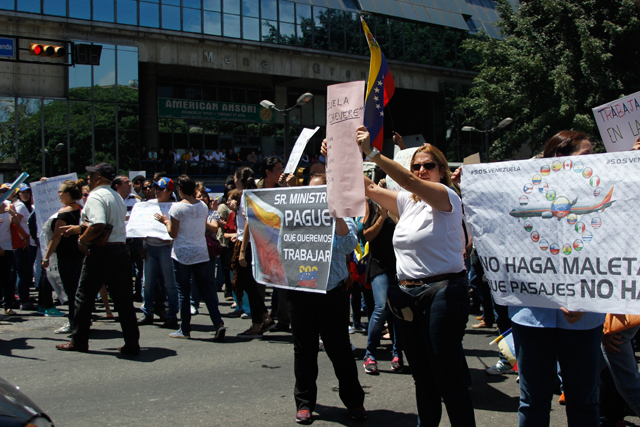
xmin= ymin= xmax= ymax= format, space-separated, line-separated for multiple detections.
xmin=29 ymin=43 xmax=65 ymax=58
xmin=74 ymin=44 xmax=102 ymax=65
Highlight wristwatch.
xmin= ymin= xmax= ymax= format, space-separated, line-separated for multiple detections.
xmin=366 ymin=147 xmax=380 ymax=160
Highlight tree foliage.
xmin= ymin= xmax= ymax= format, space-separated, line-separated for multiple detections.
xmin=460 ymin=0 xmax=640 ymax=160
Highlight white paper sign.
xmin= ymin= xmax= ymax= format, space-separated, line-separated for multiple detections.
xmin=385 ymin=147 xmax=418 ymax=192
xmin=126 ymin=201 xmax=173 ymax=239
xmin=30 ymin=173 xmax=78 ymax=242
xmin=129 ymin=170 xmax=146 ymax=180
xmin=592 ymin=91 xmax=640 ymax=152
xmin=462 ymin=151 xmax=640 ymax=314
xmin=284 ymin=127 xmax=320 ymax=174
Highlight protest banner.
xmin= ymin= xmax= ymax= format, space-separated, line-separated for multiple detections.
xmin=592 ymin=91 xmax=640 ymax=152
xmin=386 ymin=147 xmax=418 ymax=192
xmin=243 ymin=185 xmax=335 ymax=293
xmin=126 ymin=201 xmax=173 ymax=239
xmin=30 ymin=173 xmax=78 ymax=244
xmin=284 ymin=126 xmax=320 ymax=174
xmin=129 ymin=170 xmax=146 ymax=180
xmin=462 ymin=151 xmax=640 ymax=315
xmin=326 ymin=81 xmax=366 ymax=218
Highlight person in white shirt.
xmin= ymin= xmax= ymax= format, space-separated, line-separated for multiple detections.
xmin=13 ymin=183 xmax=38 ymax=311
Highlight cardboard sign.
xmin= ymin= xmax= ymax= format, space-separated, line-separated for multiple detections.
xmin=592 ymin=91 xmax=640 ymax=152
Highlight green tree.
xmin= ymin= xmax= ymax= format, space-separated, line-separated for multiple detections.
xmin=460 ymin=0 xmax=640 ymax=160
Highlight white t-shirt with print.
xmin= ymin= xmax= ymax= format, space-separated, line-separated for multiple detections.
xmin=169 ymin=201 xmax=209 ymax=265
xmin=393 ymin=186 xmax=465 ymax=281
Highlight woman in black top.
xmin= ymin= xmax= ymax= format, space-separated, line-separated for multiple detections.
xmin=42 ymin=180 xmax=85 ymax=334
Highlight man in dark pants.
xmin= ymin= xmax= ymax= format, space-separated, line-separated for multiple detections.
xmin=287 ymin=174 xmax=366 ymax=424
xmin=56 ymin=163 xmax=140 ymax=355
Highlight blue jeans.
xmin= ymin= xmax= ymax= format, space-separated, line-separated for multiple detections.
xmin=174 ymin=259 xmax=223 ymax=336
xmin=512 ymin=323 xmax=602 ymax=427
xmin=15 ymin=245 xmax=37 ymax=303
xmin=365 ymin=273 xmax=401 ymax=361
xmin=143 ymin=244 xmax=179 ymax=319
xmin=600 ymin=324 xmax=640 ymax=417
xmin=400 ymin=277 xmax=475 ymax=427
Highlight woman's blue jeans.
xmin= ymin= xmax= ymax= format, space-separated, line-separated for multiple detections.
xmin=512 ymin=322 xmax=602 ymax=427
xmin=600 ymin=324 xmax=640 ymax=417
xmin=174 ymin=259 xmax=223 ymax=335
xmin=143 ymin=244 xmax=179 ymax=319
xmin=400 ymin=277 xmax=475 ymax=427
xmin=364 ymin=273 xmax=402 ymax=361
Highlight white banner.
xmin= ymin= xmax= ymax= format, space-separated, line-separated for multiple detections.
xmin=126 ymin=201 xmax=173 ymax=239
xmin=386 ymin=147 xmax=418 ymax=192
xmin=284 ymin=127 xmax=320 ymax=174
xmin=128 ymin=170 xmax=146 ymax=180
xmin=462 ymin=152 xmax=640 ymax=314
xmin=30 ymin=173 xmax=78 ymax=246
xmin=592 ymin=91 xmax=640 ymax=152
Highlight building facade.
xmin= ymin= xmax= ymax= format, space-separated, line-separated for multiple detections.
xmin=0 ymin=0 xmax=506 ymax=178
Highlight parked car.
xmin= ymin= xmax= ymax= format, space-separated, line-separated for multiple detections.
xmin=0 ymin=376 xmax=53 ymax=427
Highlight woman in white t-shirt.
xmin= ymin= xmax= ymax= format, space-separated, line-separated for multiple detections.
xmin=347 ymin=126 xmax=474 ymax=427
xmin=13 ymin=183 xmax=38 ymax=311
xmin=156 ymin=175 xmax=226 ymax=341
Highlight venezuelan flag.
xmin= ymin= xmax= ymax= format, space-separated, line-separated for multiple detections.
xmin=361 ymin=17 xmax=395 ymax=151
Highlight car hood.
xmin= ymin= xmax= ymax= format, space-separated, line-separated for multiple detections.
xmin=0 ymin=376 xmax=47 ymax=421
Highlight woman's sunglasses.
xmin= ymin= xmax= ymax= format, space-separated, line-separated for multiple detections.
xmin=142 ymin=186 xmax=152 ymax=190
xmin=411 ymin=162 xmax=438 ymax=171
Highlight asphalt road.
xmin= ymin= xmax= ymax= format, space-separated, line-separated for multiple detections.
xmin=1 ymin=292 xmax=639 ymax=427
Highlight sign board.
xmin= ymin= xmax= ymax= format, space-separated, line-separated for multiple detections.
xmin=158 ymin=97 xmax=275 ymax=123
xmin=386 ymin=147 xmax=418 ymax=192
xmin=284 ymin=127 xmax=320 ymax=174
xmin=592 ymin=91 xmax=640 ymax=152
xmin=30 ymin=173 xmax=78 ymax=242
xmin=0 ymin=37 xmax=15 ymax=59
xmin=126 ymin=201 xmax=173 ymax=240
xmin=128 ymin=171 xmax=146 ymax=180
xmin=462 ymin=152 xmax=640 ymax=314
xmin=243 ymin=186 xmax=335 ymax=293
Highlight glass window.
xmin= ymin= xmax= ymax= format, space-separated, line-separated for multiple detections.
xmin=223 ymin=0 xmax=239 ymax=14
xmin=161 ymin=0 xmax=179 ymax=4
xmin=187 ymin=85 xmax=202 ymax=99
xmin=117 ymin=0 xmax=137 ymax=25
xmin=183 ymin=7 xmax=202 ymax=32
xmin=296 ymin=3 xmax=310 ymax=23
xmin=0 ymin=1 xmax=15 ymax=11
xmin=313 ymin=6 xmax=326 ymax=26
xmin=117 ymin=48 xmax=139 ymax=102
xmin=280 ymin=22 xmax=295 ymax=45
xmin=162 ymin=5 xmax=181 ymax=30
xmin=183 ymin=0 xmax=201 ymax=7
xmin=242 ymin=0 xmax=258 ymax=18
xmin=17 ymin=0 xmax=40 ymax=13
xmin=243 ymin=17 xmax=260 ymax=41
xmin=218 ymin=86 xmax=231 ymax=102
xmin=223 ymin=14 xmax=241 ymax=38
xmin=158 ymin=84 xmax=172 ymax=98
xmin=204 ymin=11 xmax=221 ymax=34
xmin=140 ymin=2 xmax=159 ymax=27
xmin=262 ymin=20 xmax=277 ymax=43
xmin=279 ymin=0 xmax=294 ymax=23
xmin=202 ymin=85 xmax=217 ymax=101
xmin=94 ymin=47 xmax=116 ymax=101
xmin=203 ymin=0 xmax=220 ymax=11
xmin=94 ymin=0 xmax=115 ymax=22
xmin=69 ymin=65 xmax=92 ymax=100
xmin=261 ymin=0 xmax=277 ymax=20
xmin=70 ymin=0 xmax=90 ymax=19
xmin=44 ymin=0 xmax=66 ymax=16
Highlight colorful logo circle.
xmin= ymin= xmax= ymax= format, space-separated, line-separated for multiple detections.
xmin=519 ymin=195 xmax=529 ymax=206
xmin=539 ymin=182 xmax=549 ymax=194
xmin=523 ymin=184 xmax=533 ymax=194
xmin=575 ymin=222 xmax=585 ymax=233
xmin=552 ymin=161 xmax=562 ymax=172
xmin=562 ymin=244 xmax=572 ymax=255
xmin=594 ymin=187 xmax=602 ymax=197
xmin=574 ymin=162 xmax=584 ymax=173
xmin=582 ymin=167 xmax=593 ymax=179
xmin=551 ymin=196 xmax=571 ymax=218
xmin=582 ymin=231 xmax=593 ymax=242
xmin=539 ymin=239 xmax=549 ymax=251
xmin=546 ymin=190 xmax=557 ymax=201
xmin=563 ymin=160 xmax=573 ymax=171
xmin=573 ymin=240 xmax=584 ymax=251
xmin=590 ymin=176 xmax=600 ymax=187
xmin=532 ymin=174 xmax=542 ymax=185
xmin=566 ymin=213 xmax=577 ymax=225
xmin=531 ymin=231 xmax=540 ymax=242
xmin=524 ymin=222 xmax=533 ymax=232
xmin=541 ymin=165 xmax=550 ymax=176
xmin=550 ymin=243 xmax=560 ymax=255
xmin=591 ymin=217 xmax=602 ymax=229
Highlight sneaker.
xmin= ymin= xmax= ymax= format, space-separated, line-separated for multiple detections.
xmin=353 ymin=322 xmax=367 ymax=332
xmin=237 ymin=328 xmax=263 ymax=339
xmin=296 ymin=409 xmax=312 ymax=424
xmin=37 ymin=306 xmax=46 ymax=315
xmin=169 ymin=330 xmax=190 ymax=339
xmin=55 ymin=322 xmax=71 ymax=334
xmin=363 ymin=357 xmax=379 ymax=375
xmin=349 ymin=406 xmax=367 ymax=421
xmin=190 ymin=305 xmax=198 ymax=315
xmin=391 ymin=357 xmax=404 ymax=372
xmin=211 ymin=325 xmax=227 ymax=341
xmin=45 ymin=307 xmax=65 ymax=317
xmin=348 ymin=325 xmax=356 ymax=334
xmin=319 ymin=339 xmax=325 ymax=351
xmin=227 ymin=309 xmax=244 ymax=318
xmin=240 ymin=313 xmax=251 ymax=319
xmin=4 ymin=309 xmax=16 ymax=316
xmin=21 ymin=302 xmax=37 ymax=311
xmin=486 ymin=360 xmax=514 ymax=375
xmin=261 ymin=319 xmax=276 ymax=332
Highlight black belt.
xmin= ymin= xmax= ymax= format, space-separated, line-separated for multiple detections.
xmin=398 ymin=271 xmax=466 ymax=288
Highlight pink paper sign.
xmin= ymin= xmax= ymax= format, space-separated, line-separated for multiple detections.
xmin=326 ymin=81 xmax=366 ymax=218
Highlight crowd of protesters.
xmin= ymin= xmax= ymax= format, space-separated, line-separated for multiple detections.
xmin=1 ymin=131 xmax=640 ymax=427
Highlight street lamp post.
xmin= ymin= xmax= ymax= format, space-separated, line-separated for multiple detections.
xmin=462 ymin=117 xmax=513 ymax=162
xmin=260 ymin=93 xmax=314 ymax=158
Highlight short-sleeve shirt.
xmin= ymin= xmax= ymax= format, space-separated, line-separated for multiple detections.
xmin=15 ymin=199 xmax=36 ymax=247
xmin=81 ymin=185 xmax=127 ymax=243
xmin=169 ymin=201 xmax=209 ymax=265
xmin=393 ymin=186 xmax=465 ymax=280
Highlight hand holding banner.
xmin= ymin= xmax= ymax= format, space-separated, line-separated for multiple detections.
xmin=126 ymin=201 xmax=173 ymax=239
xmin=30 ymin=173 xmax=78 ymax=243
xmin=284 ymin=127 xmax=320 ymax=174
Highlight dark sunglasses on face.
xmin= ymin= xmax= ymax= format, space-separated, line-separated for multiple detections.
xmin=143 ymin=186 xmax=152 ymax=190
xmin=82 ymin=193 xmax=89 ymax=198
xmin=411 ymin=162 xmax=438 ymax=171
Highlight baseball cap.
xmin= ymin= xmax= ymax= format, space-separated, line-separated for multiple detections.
xmin=18 ymin=183 xmax=31 ymax=192
xmin=153 ymin=177 xmax=174 ymax=192
xmin=85 ymin=163 xmax=116 ymax=180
